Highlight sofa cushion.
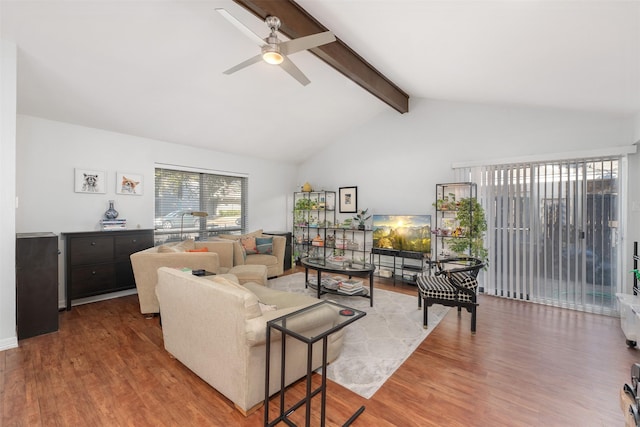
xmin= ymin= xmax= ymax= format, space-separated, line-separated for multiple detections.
xmin=157 ymin=244 xmax=177 ymax=253
xmin=157 ymin=238 xmax=196 ymax=253
xmin=219 ymin=229 xmax=264 ymax=241
xmin=258 ymin=302 xmax=277 ymax=313
xmin=240 ymin=236 xmax=257 ymax=255
xmin=245 ymin=253 xmax=277 ymax=267
xmin=245 ymin=282 xmax=319 ymax=308
xmin=255 ymin=237 xmax=273 ymax=254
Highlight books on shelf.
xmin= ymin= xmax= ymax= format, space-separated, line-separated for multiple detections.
xmin=338 ymin=279 xmax=364 ymax=295
xmin=307 ymin=275 xmax=365 ymax=294
xmin=101 ymin=219 xmax=127 ymax=230
xmin=308 ymin=275 xmax=341 ymax=290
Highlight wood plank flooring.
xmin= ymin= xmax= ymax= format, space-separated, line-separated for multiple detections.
xmin=2 ymin=268 xmax=637 ymax=426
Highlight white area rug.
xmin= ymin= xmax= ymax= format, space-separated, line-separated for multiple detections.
xmin=267 ymin=273 xmax=449 ymax=399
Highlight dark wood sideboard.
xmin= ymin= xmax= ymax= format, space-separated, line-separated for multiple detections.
xmin=62 ymin=229 xmax=154 ymax=310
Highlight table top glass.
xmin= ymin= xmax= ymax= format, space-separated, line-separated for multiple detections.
xmin=267 ymin=300 xmax=366 ymax=342
xmin=301 ymin=256 xmax=375 ymax=273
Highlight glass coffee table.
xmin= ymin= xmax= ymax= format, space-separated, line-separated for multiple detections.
xmin=300 ymin=257 xmax=376 ymax=307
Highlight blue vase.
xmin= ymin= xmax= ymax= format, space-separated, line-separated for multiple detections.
xmin=104 ymin=200 xmax=119 ymax=220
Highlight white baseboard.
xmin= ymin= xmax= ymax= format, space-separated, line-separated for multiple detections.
xmin=58 ymin=288 xmax=138 ymax=310
xmin=0 ymin=336 xmax=18 ymax=352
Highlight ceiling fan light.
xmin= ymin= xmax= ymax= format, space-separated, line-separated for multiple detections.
xmin=262 ymin=50 xmax=283 ymax=65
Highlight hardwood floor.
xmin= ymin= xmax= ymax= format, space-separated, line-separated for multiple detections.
xmin=2 ymin=268 xmax=637 ymax=426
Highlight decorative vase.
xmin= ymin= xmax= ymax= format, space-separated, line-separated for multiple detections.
xmin=358 ymin=224 xmax=365 ymax=230
xmin=104 ymin=200 xmax=119 ymax=220
xmin=302 ymin=182 xmax=313 ymax=192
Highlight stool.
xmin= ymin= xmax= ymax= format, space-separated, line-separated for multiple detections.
xmin=229 ymin=264 xmax=268 ymax=286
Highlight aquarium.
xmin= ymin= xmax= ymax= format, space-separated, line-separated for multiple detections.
xmin=372 ymin=215 xmax=431 ymax=255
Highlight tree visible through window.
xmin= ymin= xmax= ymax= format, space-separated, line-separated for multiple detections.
xmin=154 ymin=167 xmax=246 ymax=243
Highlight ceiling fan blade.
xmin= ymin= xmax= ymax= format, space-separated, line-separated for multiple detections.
xmin=280 ymin=31 xmax=336 ymax=56
xmin=223 ymin=54 xmax=263 ymax=75
xmin=280 ymin=56 xmax=311 ymax=86
xmin=215 ymin=8 xmax=265 ymax=47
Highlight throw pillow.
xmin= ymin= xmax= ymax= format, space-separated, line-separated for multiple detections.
xmin=255 ymin=237 xmax=273 ymax=254
xmin=241 ymin=236 xmax=258 ymax=254
xmin=239 ymin=243 xmax=247 ymax=261
xmin=187 ymin=247 xmax=208 ymax=252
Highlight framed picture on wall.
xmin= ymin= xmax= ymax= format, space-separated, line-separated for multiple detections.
xmin=116 ymin=172 xmax=143 ymax=195
xmin=339 ymin=186 xmax=358 ymax=213
xmin=74 ymin=168 xmax=106 ymax=194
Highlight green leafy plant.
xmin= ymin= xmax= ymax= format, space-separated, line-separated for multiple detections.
xmin=354 ymin=208 xmax=371 ymax=229
xmin=354 ymin=208 xmax=371 ymax=224
xmin=295 ymin=198 xmax=314 ymax=210
xmin=446 ymin=197 xmax=488 ymax=264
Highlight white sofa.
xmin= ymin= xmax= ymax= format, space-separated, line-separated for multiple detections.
xmin=155 ymin=267 xmax=345 ymax=415
xmin=131 ymin=238 xmax=241 ymax=314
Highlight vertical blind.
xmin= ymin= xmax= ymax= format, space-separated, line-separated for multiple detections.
xmin=155 ymin=167 xmax=247 ymax=240
xmin=455 ymin=157 xmax=621 ymax=314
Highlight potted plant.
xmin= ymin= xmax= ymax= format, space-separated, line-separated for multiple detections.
xmin=446 ymin=197 xmax=488 ymax=264
xmin=353 ymin=208 xmax=371 ymax=230
xmin=295 ymin=198 xmax=314 ymax=211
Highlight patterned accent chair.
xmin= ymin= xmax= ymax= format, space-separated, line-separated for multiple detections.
xmin=417 ymin=256 xmax=484 ymax=333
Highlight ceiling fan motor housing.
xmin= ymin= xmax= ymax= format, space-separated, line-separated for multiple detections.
xmin=262 ymin=42 xmax=283 ymax=64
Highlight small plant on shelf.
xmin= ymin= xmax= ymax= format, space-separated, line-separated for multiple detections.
xmin=295 ymin=198 xmax=314 ymax=211
xmin=353 ymin=208 xmax=371 ymax=230
xmin=435 ymin=193 xmax=458 ymax=211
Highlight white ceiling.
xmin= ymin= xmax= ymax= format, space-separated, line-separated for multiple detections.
xmin=2 ymin=0 xmax=639 ymax=164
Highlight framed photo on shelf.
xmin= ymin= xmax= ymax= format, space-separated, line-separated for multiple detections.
xmin=74 ymin=168 xmax=106 ymax=194
xmin=339 ymin=186 xmax=358 ymax=213
xmin=116 ymin=172 xmax=143 ymax=195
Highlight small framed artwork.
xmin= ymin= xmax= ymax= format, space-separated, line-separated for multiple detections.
xmin=339 ymin=186 xmax=358 ymax=213
xmin=116 ymin=172 xmax=143 ymax=195
xmin=74 ymin=168 xmax=106 ymax=194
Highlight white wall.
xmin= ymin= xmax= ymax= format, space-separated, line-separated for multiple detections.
xmin=0 ymin=41 xmax=17 ymax=350
xmin=299 ymin=98 xmax=635 ymax=218
xmin=15 ymin=115 xmax=298 ymax=308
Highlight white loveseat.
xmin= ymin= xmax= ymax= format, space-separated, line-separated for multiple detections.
xmin=155 ymin=267 xmax=345 ymax=415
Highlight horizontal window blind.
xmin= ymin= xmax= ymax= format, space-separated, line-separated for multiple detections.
xmin=155 ymin=167 xmax=247 ymax=243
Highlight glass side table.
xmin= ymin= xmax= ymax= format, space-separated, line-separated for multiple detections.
xmin=264 ymin=300 xmax=366 ymax=427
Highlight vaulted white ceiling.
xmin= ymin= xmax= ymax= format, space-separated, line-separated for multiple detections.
xmin=2 ymin=0 xmax=639 ymax=163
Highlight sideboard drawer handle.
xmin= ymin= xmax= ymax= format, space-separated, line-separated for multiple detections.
xmin=91 ymin=242 xmax=96 ymax=246
xmin=92 ymin=271 xmax=96 ymax=275
xmin=132 ymin=239 xmax=137 ymax=243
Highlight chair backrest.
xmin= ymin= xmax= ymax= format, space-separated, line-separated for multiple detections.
xmin=440 ymin=256 xmax=484 ymax=278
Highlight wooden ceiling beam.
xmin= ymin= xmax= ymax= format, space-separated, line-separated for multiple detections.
xmin=233 ymin=0 xmax=409 ymax=113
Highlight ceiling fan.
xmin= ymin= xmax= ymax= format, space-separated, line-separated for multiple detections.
xmin=215 ymin=8 xmax=336 ymax=86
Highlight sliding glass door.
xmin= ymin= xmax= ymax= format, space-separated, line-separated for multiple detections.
xmin=459 ymin=158 xmax=621 ymax=314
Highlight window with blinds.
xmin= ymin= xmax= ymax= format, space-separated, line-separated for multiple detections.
xmin=154 ymin=167 xmax=247 ymax=243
